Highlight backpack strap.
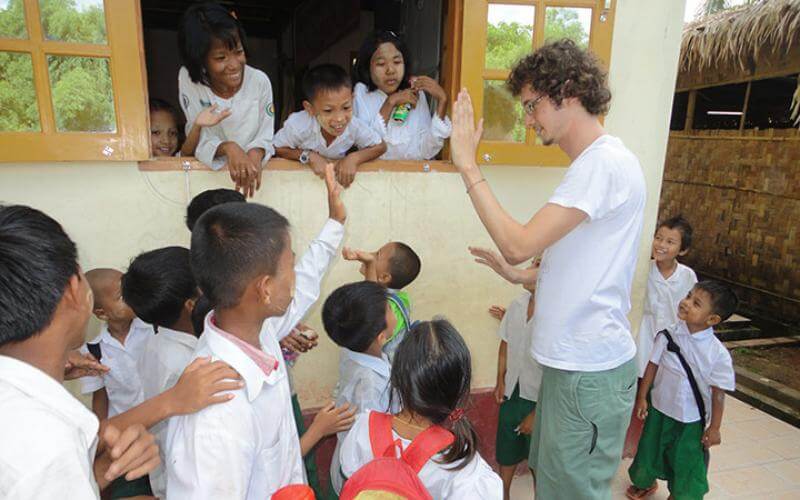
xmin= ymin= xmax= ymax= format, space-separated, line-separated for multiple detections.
xmin=658 ymin=329 xmax=707 ymax=426
xmin=401 ymin=425 xmax=455 ymax=474
xmin=87 ymin=343 xmax=102 ymax=362
xmin=368 ymin=411 xmax=399 ymax=459
xmin=386 ymin=293 xmax=412 ymax=334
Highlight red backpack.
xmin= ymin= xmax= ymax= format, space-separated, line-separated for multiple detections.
xmin=339 ymin=412 xmax=455 ymax=500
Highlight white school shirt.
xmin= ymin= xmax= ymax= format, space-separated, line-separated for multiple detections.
xmin=0 ymin=355 xmax=100 ymax=500
xmin=497 ymin=291 xmax=543 ymax=401
xmin=166 ymin=314 xmax=304 ymax=499
xmin=79 ymin=318 xmax=155 ymax=417
xmin=649 ymin=321 xmax=735 ymax=424
xmin=532 ymin=134 xmax=646 ymax=372
xmin=137 ymin=327 xmax=198 ymax=499
xmin=273 ymin=110 xmax=382 ymax=159
xmin=636 ymin=261 xmax=698 ymax=376
xmin=340 ymin=411 xmax=503 ymax=500
xmin=353 ymin=82 xmax=452 ymax=160
xmin=179 ymin=65 xmax=275 ymax=170
xmin=331 ymin=349 xmax=395 ymax=494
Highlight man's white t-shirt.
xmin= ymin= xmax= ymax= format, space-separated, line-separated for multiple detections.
xmin=531 ymin=134 xmax=646 ymax=372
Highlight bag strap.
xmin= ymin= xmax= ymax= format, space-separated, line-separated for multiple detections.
xmin=87 ymin=343 xmax=102 ymax=362
xmin=387 ymin=293 xmax=412 ymax=334
xmin=658 ymin=329 xmax=706 ymax=426
xmin=401 ymin=425 xmax=455 ymax=473
xmin=368 ymin=411 xmax=398 ymax=459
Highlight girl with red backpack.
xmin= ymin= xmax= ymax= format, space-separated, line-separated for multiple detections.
xmin=337 ymin=319 xmax=503 ymax=499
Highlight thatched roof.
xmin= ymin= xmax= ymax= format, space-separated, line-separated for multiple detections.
xmin=680 ymin=0 xmax=800 ymax=73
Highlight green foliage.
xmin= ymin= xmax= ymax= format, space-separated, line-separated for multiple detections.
xmin=0 ymin=0 xmax=26 ymax=39
xmin=0 ymin=0 xmax=114 ymax=132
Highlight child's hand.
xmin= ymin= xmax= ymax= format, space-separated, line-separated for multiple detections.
xmin=280 ymin=324 xmax=319 ymax=353
xmin=334 ymin=155 xmax=359 ymax=188
xmin=488 ymin=305 xmax=506 ymax=321
xmin=195 ymin=104 xmax=232 ymax=128
xmin=410 ymin=75 xmax=447 ymax=103
xmin=518 ymin=410 xmax=535 ymax=435
xmin=169 ymin=356 xmax=243 ymax=415
xmin=224 ymin=143 xmax=259 ymax=198
xmin=389 ymin=88 xmax=419 ymax=109
xmin=635 ymin=398 xmax=649 ymax=420
xmin=64 ymin=349 xmax=110 ymax=380
xmin=342 ymin=247 xmax=375 ymax=264
xmin=493 ymin=380 xmax=505 ymax=404
xmin=101 ymin=424 xmax=160 ymax=483
xmin=324 ymin=163 xmax=346 ymax=223
xmin=702 ymin=426 xmax=722 ymax=448
xmin=309 ymin=402 xmax=357 ymax=437
xmin=308 ymin=151 xmax=329 ymax=179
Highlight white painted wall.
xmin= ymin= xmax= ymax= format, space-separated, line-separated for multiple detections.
xmin=0 ymin=0 xmax=685 ymax=407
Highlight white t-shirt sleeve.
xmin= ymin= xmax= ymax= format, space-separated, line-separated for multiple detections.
xmin=273 ymin=112 xmax=305 ymax=149
xmin=709 ymin=348 xmax=736 ymax=391
xmin=649 ymin=333 xmax=667 ymax=365
xmin=351 ymin=117 xmax=382 ymax=149
xmin=548 ymin=152 xmax=628 ymax=221
xmin=243 ymin=72 xmax=275 ymax=162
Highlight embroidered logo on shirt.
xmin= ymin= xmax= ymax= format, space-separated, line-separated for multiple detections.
xmin=267 ymin=102 xmax=274 ymax=117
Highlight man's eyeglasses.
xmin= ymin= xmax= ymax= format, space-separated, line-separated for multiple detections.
xmin=524 ymin=94 xmax=546 ymax=115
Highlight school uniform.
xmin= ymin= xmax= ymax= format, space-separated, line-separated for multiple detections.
xmin=79 ymin=318 xmax=155 ymax=417
xmin=137 ymin=327 xmax=198 ymax=499
xmin=381 ymin=288 xmax=411 ymax=361
xmin=331 ymin=349 xmax=395 ymax=494
xmin=636 ymin=261 xmax=698 ymax=376
xmin=339 ymin=411 xmax=503 ymax=499
xmin=495 ymin=291 xmax=543 ymax=466
xmin=273 ymin=110 xmax=381 ymax=159
xmin=353 ymin=82 xmax=451 ymax=160
xmin=166 ymin=313 xmax=304 ymax=499
xmin=179 ymin=65 xmax=275 ymax=170
xmin=629 ymin=321 xmax=735 ymax=499
xmin=0 ymin=355 xmax=100 ymax=499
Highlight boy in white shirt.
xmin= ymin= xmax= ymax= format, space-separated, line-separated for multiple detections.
xmin=167 ymin=164 xmax=348 ymax=499
xmin=626 ymin=281 xmax=737 ymax=500
xmin=322 ymin=281 xmax=399 ymax=494
xmin=274 ymin=63 xmax=386 ymax=188
xmin=0 ymin=205 xmax=160 ymax=499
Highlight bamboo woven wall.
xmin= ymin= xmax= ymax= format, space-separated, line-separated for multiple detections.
xmin=659 ymin=130 xmax=800 ymax=326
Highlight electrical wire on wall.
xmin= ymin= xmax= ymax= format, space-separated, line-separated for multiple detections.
xmin=138 ymin=163 xmax=190 ymax=208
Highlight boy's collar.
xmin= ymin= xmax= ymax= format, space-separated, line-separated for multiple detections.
xmin=343 ymin=348 xmax=391 ymax=378
xmin=677 ymin=320 xmax=714 ymax=338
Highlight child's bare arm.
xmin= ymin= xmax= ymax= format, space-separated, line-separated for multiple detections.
xmin=299 ymin=402 xmax=357 ymax=456
xmin=181 ymin=105 xmax=232 ymax=156
xmin=702 ymin=386 xmax=725 ymax=448
xmin=92 ymin=387 xmax=109 ymax=421
xmin=635 ymin=362 xmax=658 ymax=419
xmin=335 ymin=142 xmax=387 ymax=188
xmin=494 ymin=340 xmax=508 ymax=404
xmin=324 ymin=163 xmax=346 ymax=224
xmin=342 ymin=247 xmax=378 ymax=282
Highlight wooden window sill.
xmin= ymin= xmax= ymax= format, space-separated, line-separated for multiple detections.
xmin=139 ymin=157 xmax=459 ymax=173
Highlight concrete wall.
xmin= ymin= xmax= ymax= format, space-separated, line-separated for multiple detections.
xmin=0 ymin=0 xmax=686 ymax=408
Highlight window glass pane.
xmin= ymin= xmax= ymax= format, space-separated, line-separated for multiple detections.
xmin=693 ymin=82 xmax=746 ymax=130
xmin=545 ymin=7 xmax=591 ymax=48
xmin=0 ymin=51 xmax=40 ymax=131
xmin=485 ymin=4 xmax=535 ymax=70
xmin=744 ymin=74 xmax=799 ymax=130
xmin=39 ymin=0 xmax=106 ymax=44
xmin=670 ymin=91 xmax=689 ymax=131
xmin=48 ymin=55 xmax=116 ymax=132
xmin=483 ymin=79 xmax=525 ymax=143
xmin=0 ymin=0 xmax=26 ymax=39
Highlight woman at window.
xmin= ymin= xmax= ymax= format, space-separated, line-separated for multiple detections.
xmin=178 ymin=3 xmax=273 ymax=197
xmin=352 ymin=31 xmax=451 ymax=161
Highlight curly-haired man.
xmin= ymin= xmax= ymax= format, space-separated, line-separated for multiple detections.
xmin=451 ymin=39 xmax=647 ymax=499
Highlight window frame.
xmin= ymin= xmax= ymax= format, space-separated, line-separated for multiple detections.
xmin=459 ymin=0 xmax=616 ymax=167
xmin=0 ymin=0 xmax=149 ymax=162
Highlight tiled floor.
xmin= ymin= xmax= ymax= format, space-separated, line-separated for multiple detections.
xmin=509 ymin=396 xmax=800 ymax=499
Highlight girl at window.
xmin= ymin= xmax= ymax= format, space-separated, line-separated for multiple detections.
xmin=352 ymin=31 xmax=451 ymax=161
xmin=149 ymin=99 xmax=181 ymax=157
xmin=177 ymin=3 xmax=273 ymax=197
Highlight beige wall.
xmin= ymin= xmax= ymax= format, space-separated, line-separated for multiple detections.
xmin=0 ymin=0 xmax=685 ymax=408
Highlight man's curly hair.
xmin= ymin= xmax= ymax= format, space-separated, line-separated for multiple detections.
xmin=507 ymin=39 xmax=611 ymax=116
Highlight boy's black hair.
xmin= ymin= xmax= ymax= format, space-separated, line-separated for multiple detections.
xmin=302 ymin=64 xmax=351 ymax=102
xmin=353 ymin=30 xmax=413 ymax=92
xmin=390 ymin=318 xmax=477 ymax=468
xmin=322 ymin=281 xmax=388 ymax=353
xmin=191 ymin=294 xmax=213 ymax=337
xmin=658 ymin=215 xmax=693 ymax=251
xmin=186 ymin=188 xmax=246 ymax=231
xmin=0 ymin=205 xmax=79 ymax=347
xmin=387 ymin=242 xmax=421 ymax=289
xmin=121 ymin=247 xmax=197 ymax=330
xmin=191 ymin=202 xmax=290 ymax=308
xmin=178 ymin=2 xmax=248 ymax=85
xmin=694 ymin=280 xmax=738 ymax=322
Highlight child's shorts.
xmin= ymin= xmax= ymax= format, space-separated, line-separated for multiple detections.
xmin=628 ymin=406 xmax=709 ymax=500
xmin=495 ymin=383 xmax=536 ymax=466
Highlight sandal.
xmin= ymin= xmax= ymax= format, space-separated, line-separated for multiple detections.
xmin=625 ymin=483 xmax=658 ymax=499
